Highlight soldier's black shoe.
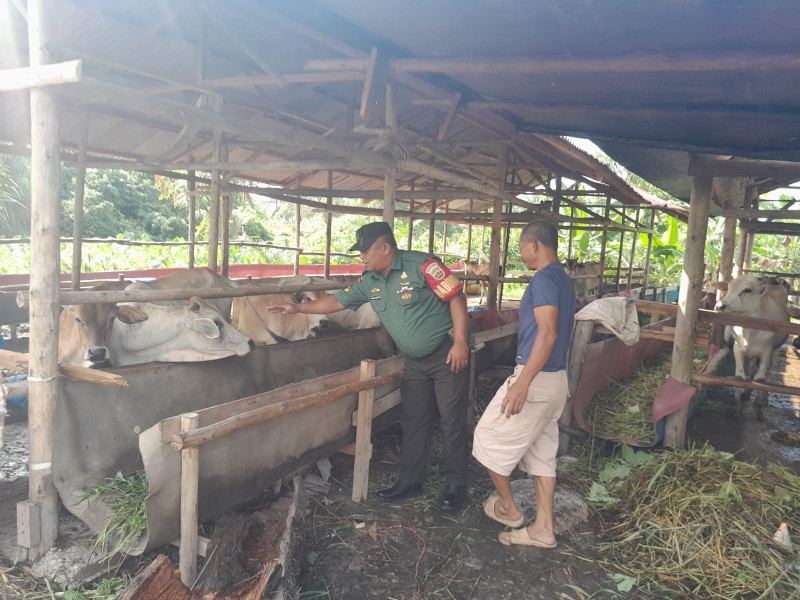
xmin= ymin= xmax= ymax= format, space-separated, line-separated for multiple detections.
xmin=439 ymin=484 xmax=468 ymax=511
xmin=376 ymin=481 xmax=423 ymax=502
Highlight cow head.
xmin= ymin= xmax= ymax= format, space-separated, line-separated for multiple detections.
xmin=715 ymin=275 xmax=766 ymax=313
xmin=62 ymin=302 xmax=147 ymax=367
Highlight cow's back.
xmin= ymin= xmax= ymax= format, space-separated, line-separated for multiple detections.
xmin=145 ymin=268 xmax=235 ymax=320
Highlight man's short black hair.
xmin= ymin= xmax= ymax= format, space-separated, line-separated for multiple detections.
xmin=520 ymin=219 xmax=559 ymax=250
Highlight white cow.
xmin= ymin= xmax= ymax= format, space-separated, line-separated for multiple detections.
xmin=109 ymin=296 xmax=251 ymax=366
xmin=130 ymin=267 xmax=236 ymax=321
xmin=232 ymin=275 xmax=381 ymax=345
xmin=715 ymin=274 xmax=790 ymax=418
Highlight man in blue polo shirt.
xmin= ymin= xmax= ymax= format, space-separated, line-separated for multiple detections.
xmin=472 ymin=219 xmax=575 ymax=548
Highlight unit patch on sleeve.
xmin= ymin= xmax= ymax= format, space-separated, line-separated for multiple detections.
xmin=422 ymin=258 xmax=463 ymax=301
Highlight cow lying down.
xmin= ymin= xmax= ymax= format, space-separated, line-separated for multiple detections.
xmin=714 ymin=274 xmax=790 ymax=419
xmin=232 ymin=275 xmax=380 ymax=345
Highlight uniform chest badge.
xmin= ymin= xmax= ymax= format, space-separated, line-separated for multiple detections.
xmin=401 ymin=293 xmax=412 ymax=300
xmin=401 ymin=272 xmax=408 ymax=279
xmin=371 ymin=287 xmax=381 ymax=293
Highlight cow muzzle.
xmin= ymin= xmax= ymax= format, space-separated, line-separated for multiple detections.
xmin=86 ymin=346 xmax=109 ymax=363
xmin=715 ymin=303 xmax=727 ymax=312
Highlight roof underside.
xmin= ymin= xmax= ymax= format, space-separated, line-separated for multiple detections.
xmin=2 ymin=0 xmax=799 ymax=206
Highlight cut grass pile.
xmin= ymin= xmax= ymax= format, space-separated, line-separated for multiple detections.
xmin=588 ymin=347 xmax=706 ymax=445
xmin=593 ymin=446 xmax=800 ymax=599
xmin=83 ymin=470 xmax=149 ymax=558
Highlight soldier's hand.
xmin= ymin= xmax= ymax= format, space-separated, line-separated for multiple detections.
xmin=446 ymin=340 xmax=469 ymax=373
xmin=264 ymin=303 xmax=299 ymax=315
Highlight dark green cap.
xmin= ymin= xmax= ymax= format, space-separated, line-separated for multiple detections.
xmin=349 ymin=222 xmax=394 ymax=252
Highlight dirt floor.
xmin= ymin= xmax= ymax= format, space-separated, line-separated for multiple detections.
xmin=1 ymin=342 xmax=799 ymax=599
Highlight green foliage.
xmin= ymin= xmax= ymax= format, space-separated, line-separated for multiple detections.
xmin=0 ymin=155 xmax=31 ymax=236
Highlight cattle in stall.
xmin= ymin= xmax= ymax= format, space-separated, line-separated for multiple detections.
xmin=463 ymin=260 xmax=503 ymax=305
xmin=714 ymin=274 xmax=790 ymax=419
xmin=58 ymin=280 xmax=140 ymax=368
xmin=755 ymin=256 xmax=788 ymax=270
xmin=564 ymin=259 xmax=603 ymax=297
xmin=109 ymin=295 xmax=251 ymax=365
xmin=231 ymin=276 xmax=331 ymax=345
xmin=130 ymin=267 xmax=237 ymax=321
xmin=231 ymin=275 xmax=382 ymax=345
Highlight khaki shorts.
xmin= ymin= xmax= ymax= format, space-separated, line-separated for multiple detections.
xmin=472 ymin=365 xmax=568 ymax=478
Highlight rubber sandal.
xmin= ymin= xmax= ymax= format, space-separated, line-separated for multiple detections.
xmin=482 ymin=496 xmax=525 ymax=528
xmin=498 ymin=527 xmax=557 ymax=548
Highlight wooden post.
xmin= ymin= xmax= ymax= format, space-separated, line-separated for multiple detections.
xmin=383 ymin=84 xmax=396 ymax=229
xmin=208 ymin=130 xmax=222 ymax=272
xmin=24 ymin=0 xmax=61 ymax=560
xmin=712 ymin=214 xmax=738 ymax=345
xmin=428 ymin=196 xmax=436 ymax=255
xmin=499 ymin=201 xmax=511 ymax=308
xmin=599 ymin=196 xmax=610 ymax=296
xmin=352 ymin=360 xmax=376 ymax=502
xmin=466 ymin=199 xmax=474 ymax=262
xmin=641 ymin=208 xmax=655 ymax=300
xmin=615 ymin=209 xmax=625 ymax=292
xmin=220 ymin=148 xmax=230 ymax=277
xmin=735 ymin=187 xmax=757 ymax=276
xmin=187 ymin=161 xmax=196 ymax=269
xmin=324 ymin=170 xmax=333 ymax=278
xmin=488 ymin=143 xmax=507 ymax=309
xmin=407 ymin=201 xmax=414 ymax=250
xmin=70 ymin=111 xmax=89 ymax=291
xmin=179 ymin=412 xmax=200 ymax=586
xmin=559 ymin=321 xmax=593 ymax=455
xmin=627 ymin=208 xmax=640 ymax=290
xmin=294 ymin=203 xmax=301 ymax=276
xmin=665 ymin=176 xmax=712 ymax=448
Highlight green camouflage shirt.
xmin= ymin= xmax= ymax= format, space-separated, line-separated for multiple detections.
xmin=335 ymin=249 xmax=463 ymax=358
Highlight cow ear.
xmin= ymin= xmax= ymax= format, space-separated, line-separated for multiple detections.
xmin=188 ymin=296 xmax=203 ymax=312
xmin=189 ymin=317 xmax=220 ymax=339
xmin=116 ymin=306 xmax=148 ymax=324
xmin=758 ymin=284 xmax=767 ymax=295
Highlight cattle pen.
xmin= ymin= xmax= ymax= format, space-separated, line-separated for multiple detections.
xmin=2 ymin=1 xmax=800 ymax=597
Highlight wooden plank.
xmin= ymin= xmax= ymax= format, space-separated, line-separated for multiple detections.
xmin=689 ymin=158 xmax=800 ymax=179
xmin=691 ymin=374 xmax=800 ymax=397
xmin=592 ymin=325 xmax=710 ymax=346
xmin=0 ymin=59 xmax=81 ymax=91
xmin=488 ymin=143 xmax=507 ymax=309
xmin=471 ymin=322 xmax=519 ymax=345
xmin=720 ymin=208 xmax=800 ymax=220
xmin=559 ymin=321 xmax=593 ymax=455
xmin=171 ymin=371 xmax=403 ymax=450
xmin=666 ymin=176 xmax=712 ymax=448
xmin=351 ymin=387 xmax=402 ymax=426
xmin=16 ymin=500 xmax=40 ymax=548
xmin=70 ymin=111 xmax=89 ymax=291
xmin=179 ymin=412 xmax=200 ymax=587
xmin=58 ymin=364 xmax=128 ymax=386
xmin=359 ymin=47 xmax=378 ymax=119
xmin=352 ymin=360 xmax=376 ymax=502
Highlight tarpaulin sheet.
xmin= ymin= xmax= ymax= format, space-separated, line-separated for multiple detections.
xmin=53 ymin=328 xmax=396 ymax=554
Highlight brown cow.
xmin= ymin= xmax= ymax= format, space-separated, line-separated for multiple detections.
xmin=564 ymin=259 xmax=603 ymax=297
xmin=58 ymin=281 xmax=146 ymax=367
xmin=463 ymin=260 xmax=504 ymax=305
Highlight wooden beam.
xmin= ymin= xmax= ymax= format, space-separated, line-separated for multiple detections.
xmin=70 ymin=111 xmax=89 ymax=291
xmin=487 ymin=144 xmax=507 ymax=309
xmin=25 ymin=0 xmax=61 ymax=560
xmin=179 ymin=412 xmax=199 ymax=586
xmin=352 ymin=360 xmax=376 ymax=503
xmin=150 ymin=70 xmax=366 ymax=94
xmin=689 ymin=158 xmax=800 ymax=179
xmin=665 ymin=176 xmax=712 ymax=448
xmin=359 ymin=47 xmax=378 ymax=119
xmin=324 ymin=171 xmax=333 ymax=278
xmin=437 ymin=92 xmax=461 ymax=142
xmin=0 ymin=59 xmax=82 ymax=91
xmin=691 ymin=374 xmax=800 ymax=397
xmin=187 ymin=162 xmax=196 ymax=269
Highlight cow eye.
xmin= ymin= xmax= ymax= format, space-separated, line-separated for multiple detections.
xmin=741 ymin=288 xmax=752 ymax=294
xmin=75 ymin=317 xmax=82 ymax=324
xmin=214 ymin=319 xmax=223 ymax=329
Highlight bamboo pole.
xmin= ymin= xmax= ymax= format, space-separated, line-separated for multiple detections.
xmin=208 ymin=130 xmax=222 ymax=273
xmin=428 ymin=195 xmax=436 ymax=255
xmin=324 ymin=171 xmax=333 ymax=278
xmin=641 ymin=208 xmax=655 ymax=300
xmin=407 ymin=184 xmax=415 ymax=251
xmin=179 ymin=412 xmax=199 ymax=586
xmin=466 ymin=199 xmax=474 ymax=262
xmin=294 ymin=203 xmax=301 ymax=276
xmin=499 ymin=201 xmax=511 ymax=308
xmin=488 ymin=143 xmax=507 ymax=309
xmin=70 ymin=111 xmax=89 ymax=291
xmin=615 ymin=210 xmax=625 ymax=292
xmin=25 ymin=0 xmax=61 ymax=560
xmin=627 ymin=208 xmax=640 ymax=290
xmin=220 ymin=148 xmax=231 ymax=278
xmin=352 ymin=360 xmax=376 ymax=502
xmin=665 ymin=176 xmax=712 ymax=448
xmin=187 ymin=161 xmax=196 ymax=270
